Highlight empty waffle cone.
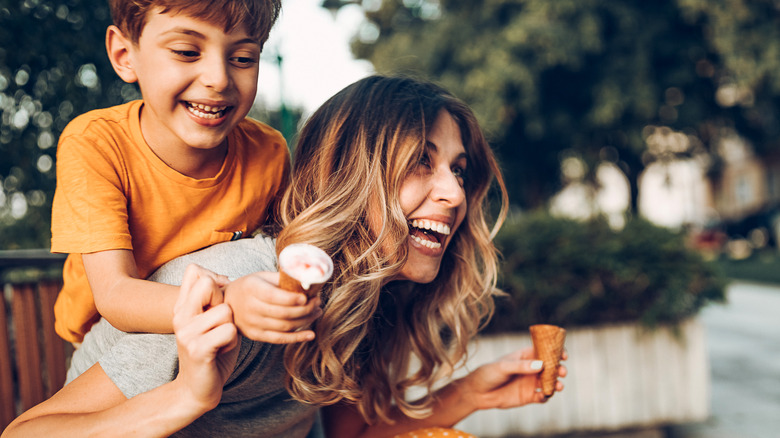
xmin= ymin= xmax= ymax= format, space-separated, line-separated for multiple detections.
xmin=530 ymin=324 xmax=566 ymax=397
xmin=278 ymin=244 xmax=334 ymax=299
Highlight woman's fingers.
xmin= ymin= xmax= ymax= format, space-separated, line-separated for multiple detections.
xmin=175 ymin=264 xmax=226 ymax=322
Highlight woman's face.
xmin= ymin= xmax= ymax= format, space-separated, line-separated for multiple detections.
xmin=395 ymin=110 xmax=468 ymax=283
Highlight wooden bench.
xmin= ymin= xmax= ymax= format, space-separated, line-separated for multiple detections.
xmin=0 ymin=250 xmax=70 ymax=431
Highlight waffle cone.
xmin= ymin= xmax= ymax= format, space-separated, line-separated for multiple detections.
xmin=530 ymin=324 xmax=566 ymax=397
xmin=278 ymin=244 xmax=333 ymax=300
xmin=278 ymin=270 xmax=324 ymax=299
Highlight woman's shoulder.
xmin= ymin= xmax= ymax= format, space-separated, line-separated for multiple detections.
xmin=150 ymin=234 xmax=278 ymax=285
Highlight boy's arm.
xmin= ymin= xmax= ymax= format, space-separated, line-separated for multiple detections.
xmin=83 ymin=249 xmax=180 ymax=333
xmin=85 ymin=248 xmax=321 ymax=340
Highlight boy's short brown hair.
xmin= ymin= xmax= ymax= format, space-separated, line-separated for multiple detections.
xmin=109 ymin=0 xmax=281 ymax=45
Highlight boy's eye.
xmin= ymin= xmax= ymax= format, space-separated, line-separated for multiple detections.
xmin=230 ymin=56 xmax=259 ymax=68
xmin=171 ymin=49 xmax=199 ymax=59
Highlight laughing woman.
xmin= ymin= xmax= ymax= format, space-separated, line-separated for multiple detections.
xmin=277 ymin=75 xmax=563 ymax=436
xmin=2 ymin=76 xmax=565 ymax=438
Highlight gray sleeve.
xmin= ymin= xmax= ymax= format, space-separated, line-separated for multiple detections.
xmin=99 ymin=333 xmax=178 ymax=398
xmin=149 ymin=234 xmax=278 ymax=284
xmin=93 ymin=235 xmax=278 ymax=398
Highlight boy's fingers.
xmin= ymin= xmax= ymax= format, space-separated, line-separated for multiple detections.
xmin=247 ymin=296 xmax=322 ymax=321
xmin=240 ymin=272 xmax=310 ymax=306
xmin=247 ymin=306 xmax=323 ymax=333
xmin=248 ymin=329 xmax=316 ymax=345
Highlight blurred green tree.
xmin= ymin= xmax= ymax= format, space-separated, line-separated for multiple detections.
xmin=0 ymin=0 xmax=132 ymax=249
xmin=676 ymin=0 xmax=780 ymax=157
xmin=344 ymin=0 xmax=780 ymax=212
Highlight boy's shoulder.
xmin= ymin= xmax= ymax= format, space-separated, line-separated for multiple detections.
xmin=62 ymin=101 xmax=141 ymax=137
xmin=56 ymin=101 xmax=143 ymax=159
xmin=234 ymin=117 xmax=285 ymax=142
xmin=231 ymin=117 xmax=288 ymax=155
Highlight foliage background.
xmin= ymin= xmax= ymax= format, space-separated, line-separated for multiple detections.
xmin=1 ymin=0 xmax=128 ymax=249
xmin=483 ymin=212 xmax=727 ymax=333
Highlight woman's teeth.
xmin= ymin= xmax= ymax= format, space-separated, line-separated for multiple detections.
xmin=408 ymin=219 xmax=451 ymax=249
xmin=410 ymin=219 xmax=451 ymax=235
xmin=411 ymin=234 xmax=442 ymax=249
xmin=187 ymin=102 xmax=227 ymax=119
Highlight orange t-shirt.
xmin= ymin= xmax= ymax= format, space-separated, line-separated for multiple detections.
xmin=51 ymin=100 xmax=289 ymax=342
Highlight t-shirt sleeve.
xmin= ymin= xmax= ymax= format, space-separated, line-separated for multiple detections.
xmin=51 ymin=132 xmax=132 ymax=253
xmin=99 ymin=333 xmax=178 ymax=398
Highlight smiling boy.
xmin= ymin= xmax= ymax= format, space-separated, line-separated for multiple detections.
xmin=49 ymin=0 xmax=316 ymax=344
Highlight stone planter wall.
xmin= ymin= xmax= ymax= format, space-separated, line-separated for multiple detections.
xmin=454 ymin=318 xmax=710 ymax=437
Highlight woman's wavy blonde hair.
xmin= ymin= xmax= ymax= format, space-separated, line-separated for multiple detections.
xmin=277 ymin=75 xmax=508 ymax=424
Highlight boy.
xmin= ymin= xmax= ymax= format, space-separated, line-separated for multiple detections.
xmin=51 ymin=0 xmax=317 ymax=344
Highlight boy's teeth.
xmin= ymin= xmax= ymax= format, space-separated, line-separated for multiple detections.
xmin=191 ymin=103 xmax=226 ymax=112
xmin=187 ymin=102 xmax=227 ymax=119
xmin=410 ymin=219 xmax=451 ymax=235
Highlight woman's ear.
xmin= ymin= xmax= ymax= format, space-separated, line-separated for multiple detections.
xmin=105 ymin=25 xmax=138 ymax=83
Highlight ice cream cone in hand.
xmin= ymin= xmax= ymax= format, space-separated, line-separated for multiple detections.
xmin=529 ymin=324 xmax=566 ymax=397
xmin=278 ymin=244 xmax=334 ymax=299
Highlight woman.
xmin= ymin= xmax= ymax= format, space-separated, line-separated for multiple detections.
xmin=2 ymin=75 xmax=565 ymax=438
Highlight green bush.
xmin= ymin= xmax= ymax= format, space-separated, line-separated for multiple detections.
xmin=483 ymin=211 xmax=728 ymax=334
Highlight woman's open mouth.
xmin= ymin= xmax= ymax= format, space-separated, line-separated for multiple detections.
xmin=408 ymin=219 xmax=451 ymax=249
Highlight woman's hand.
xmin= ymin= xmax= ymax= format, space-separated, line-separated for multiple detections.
xmin=224 ymin=271 xmax=323 ymax=344
xmin=458 ymin=346 xmax=567 ymax=411
xmin=173 ymin=264 xmax=240 ymax=413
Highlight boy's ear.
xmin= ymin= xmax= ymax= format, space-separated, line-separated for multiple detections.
xmin=105 ymin=25 xmax=138 ymax=83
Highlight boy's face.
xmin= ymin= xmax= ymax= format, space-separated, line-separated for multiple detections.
xmin=125 ymin=9 xmax=261 ymax=155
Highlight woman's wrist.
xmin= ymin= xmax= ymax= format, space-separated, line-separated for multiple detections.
xmin=167 ymin=379 xmax=217 ymax=423
xmin=435 ymin=378 xmax=480 ymax=424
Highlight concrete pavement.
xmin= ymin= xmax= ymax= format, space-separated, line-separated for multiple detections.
xmin=666 ymin=281 xmax=780 ymax=438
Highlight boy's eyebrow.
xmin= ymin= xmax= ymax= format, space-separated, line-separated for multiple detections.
xmin=161 ymin=27 xmax=261 ymax=46
xmin=161 ymin=27 xmax=207 ymax=39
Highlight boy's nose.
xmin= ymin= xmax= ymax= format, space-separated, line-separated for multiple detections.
xmin=199 ymin=58 xmax=231 ymax=91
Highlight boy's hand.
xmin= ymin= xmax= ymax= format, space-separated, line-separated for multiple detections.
xmin=224 ymin=272 xmax=322 ymax=344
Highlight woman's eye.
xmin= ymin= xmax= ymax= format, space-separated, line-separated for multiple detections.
xmin=418 ymin=153 xmax=431 ymax=168
xmin=453 ymin=166 xmax=467 ymax=184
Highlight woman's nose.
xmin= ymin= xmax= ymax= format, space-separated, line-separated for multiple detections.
xmin=431 ymin=168 xmax=466 ymax=207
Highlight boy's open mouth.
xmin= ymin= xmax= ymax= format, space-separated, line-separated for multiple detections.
xmin=408 ymin=219 xmax=451 ymax=249
xmin=186 ymin=102 xmax=230 ymax=120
